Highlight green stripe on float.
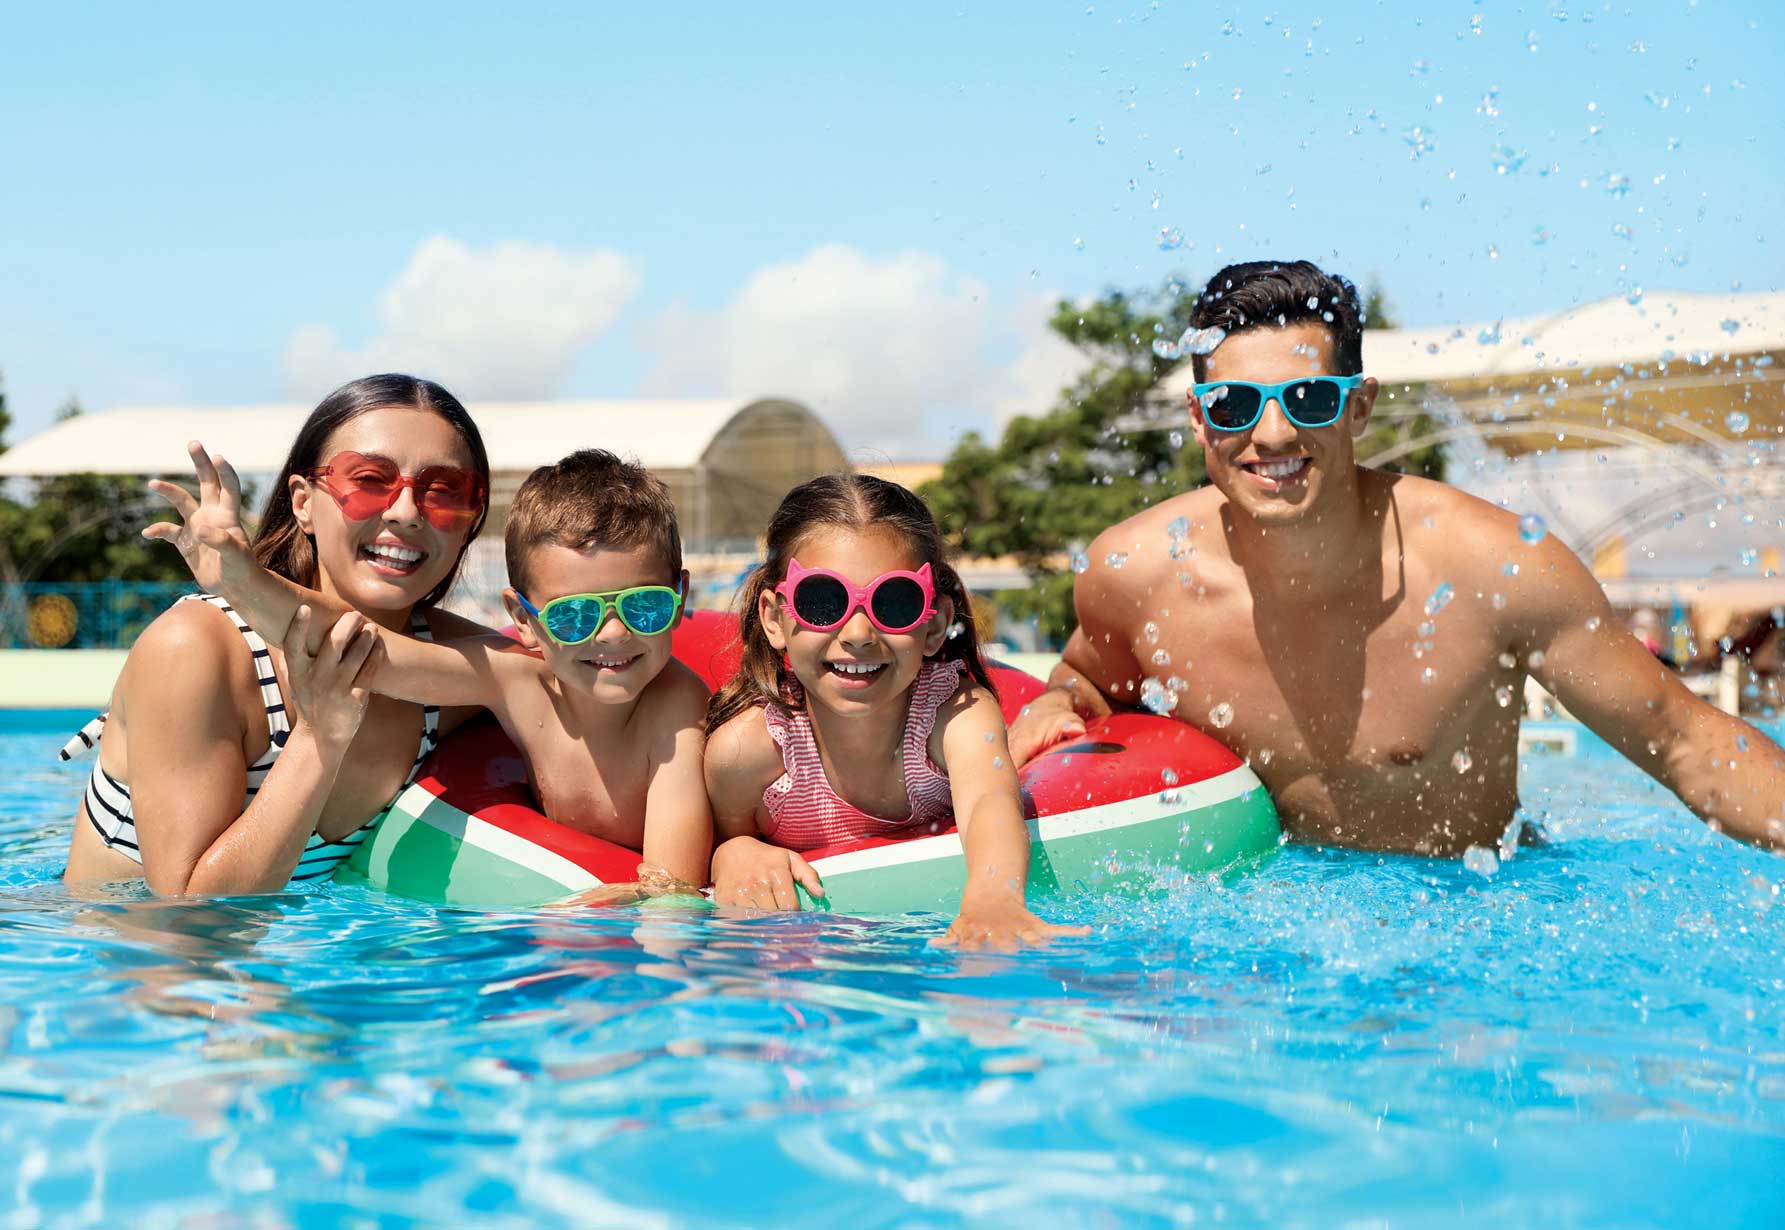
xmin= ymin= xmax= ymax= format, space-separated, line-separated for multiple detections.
xmin=339 ymin=783 xmax=599 ymax=908
xmin=799 ymin=769 xmax=1280 ymax=916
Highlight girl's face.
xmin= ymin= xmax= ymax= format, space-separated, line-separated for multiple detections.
xmin=290 ymin=407 xmax=481 ymax=615
xmin=759 ymin=524 xmax=953 ymax=718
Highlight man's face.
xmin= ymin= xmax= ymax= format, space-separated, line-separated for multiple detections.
xmin=1187 ymin=321 xmax=1378 ymax=527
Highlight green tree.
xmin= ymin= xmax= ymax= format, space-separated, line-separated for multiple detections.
xmin=0 ymin=390 xmax=185 ymax=587
xmin=922 ymin=281 xmax=1206 ymax=642
xmin=922 ymin=277 xmax=1446 ymax=643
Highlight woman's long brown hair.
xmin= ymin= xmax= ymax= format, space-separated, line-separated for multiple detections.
xmin=252 ymin=374 xmax=490 ymax=609
xmin=705 ymin=473 xmax=996 ymax=734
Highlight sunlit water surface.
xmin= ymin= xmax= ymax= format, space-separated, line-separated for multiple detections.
xmin=2 ymin=714 xmax=1782 ymax=1229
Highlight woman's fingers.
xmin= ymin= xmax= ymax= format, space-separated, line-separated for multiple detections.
xmin=188 ymin=440 xmax=220 ymax=503
xmin=145 ymin=478 xmax=199 ymax=520
xmin=787 ymin=852 xmax=824 ymax=899
xmin=211 ymin=454 xmax=244 ymax=516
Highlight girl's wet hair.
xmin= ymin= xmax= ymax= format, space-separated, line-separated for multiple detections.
xmin=706 ymin=473 xmax=997 ymax=734
xmin=253 ymin=374 xmax=490 ymax=609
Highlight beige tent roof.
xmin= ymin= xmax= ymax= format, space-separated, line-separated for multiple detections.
xmin=0 ymin=398 xmax=817 ymax=477
xmin=1362 ymin=289 xmax=1785 ymax=384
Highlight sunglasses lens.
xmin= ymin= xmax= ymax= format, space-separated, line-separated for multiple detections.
xmin=869 ymin=577 xmax=928 ymax=631
xmin=1285 ymin=379 xmax=1344 ymax=425
xmin=791 ymin=574 xmax=851 ymax=628
xmin=618 ymin=588 xmax=678 ymax=635
xmin=543 ymin=598 xmax=603 ymax=644
xmin=1203 ymin=383 xmax=1261 ymax=430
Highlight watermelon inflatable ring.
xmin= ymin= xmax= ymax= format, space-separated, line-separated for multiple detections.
xmin=337 ymin=611 xmax=1281 ymax=912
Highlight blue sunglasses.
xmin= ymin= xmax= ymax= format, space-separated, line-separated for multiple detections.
xmin=515 ymin=579 xmax=685 ymax=644
xmin=1190 ymin=375 xmax=1364 ymax=432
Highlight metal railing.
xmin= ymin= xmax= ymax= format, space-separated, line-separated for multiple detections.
xmin=0 ymin=582 xmax=197 ymax=650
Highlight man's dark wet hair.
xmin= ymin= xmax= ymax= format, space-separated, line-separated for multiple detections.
xmin=1188 ymin=260 xmax=1365 ymax=381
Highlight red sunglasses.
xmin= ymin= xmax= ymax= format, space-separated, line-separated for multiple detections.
xmin=306 ymin=451 xmax=486 ymax=531
xmin=774 ymin=559 xmax=936 ymax=634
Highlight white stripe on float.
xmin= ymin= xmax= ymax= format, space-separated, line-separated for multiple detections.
xmin=807 ymin=763 xmax=1265 ymax=878
xmin=377 ymin=788 xmax=604 ymax=892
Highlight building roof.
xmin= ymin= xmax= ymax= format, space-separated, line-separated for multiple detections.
xmin=1362 ymin=289 xmax=1785 ymax=384
xmin=0 ymin=398 xmax=816 ymax=477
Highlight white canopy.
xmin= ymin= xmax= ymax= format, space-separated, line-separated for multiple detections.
xmin=1362 ymin=289 xmax=1785 ymax=384
xmin=0 ymin=398 xmax=814 ymax=477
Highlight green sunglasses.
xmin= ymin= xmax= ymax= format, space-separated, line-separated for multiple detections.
xmin=515 ymin=581 xmax=685 ymax=644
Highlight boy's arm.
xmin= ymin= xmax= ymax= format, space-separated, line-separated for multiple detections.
xmin=637 ymin=667 xmax=716 ymax=887
xmin=933 ymin=685 xmax=1088 ymax=950
xmin=145 ymin=441 xmax=520 ymax=711
xmin=1510 ymin=527 xmax=1785 ymax=850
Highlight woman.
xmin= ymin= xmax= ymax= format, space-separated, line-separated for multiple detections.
xmin=63 ymin=374 xmax=491 ymax=894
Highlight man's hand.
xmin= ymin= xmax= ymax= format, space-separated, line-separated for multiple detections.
xmin=1006 ymin=690 xmax=1087 ymax=766
xmin=143 ymin=441 xmax=255 ymax=593
xmin=711 ymin=835 xmax=822 ymax=911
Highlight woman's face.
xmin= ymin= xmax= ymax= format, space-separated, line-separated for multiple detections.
xmin=290 ymin=406 xmax=481 ymax=615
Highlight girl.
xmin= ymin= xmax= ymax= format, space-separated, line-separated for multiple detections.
xmin=63 ymin=374 xmax=492 ymax=895
xmin=703 ymin=474 xmax=1087 ymax=950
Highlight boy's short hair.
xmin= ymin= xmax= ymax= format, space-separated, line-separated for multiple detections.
xmin=1188 ymin=260 xmax=1364 ymax=381
xmin=505 ymin=449 xmax=683 ymax=596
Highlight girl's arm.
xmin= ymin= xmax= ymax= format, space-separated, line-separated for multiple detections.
xmin=126 ymin=602 xmax=381 ymax=896
xmin=703 ymin=709 xmax=824 ymax=910
xmin=144 ymin=441 xmax=522 ymax=710
xmin=933 ymin=684 xmax=1090 ymax=950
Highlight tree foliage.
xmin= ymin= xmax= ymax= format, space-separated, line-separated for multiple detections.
xmin=922 ymin=277 xmax=1446 ymax=643
xmin=0 ymin=386 xmax=185 ymax=586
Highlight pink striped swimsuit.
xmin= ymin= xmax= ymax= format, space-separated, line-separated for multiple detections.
xmin=760 ymin=659 xmax=967 ymax=852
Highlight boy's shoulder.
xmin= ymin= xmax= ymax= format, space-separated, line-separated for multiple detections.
xmin=637 ymin=656 xmax=712 ymax=727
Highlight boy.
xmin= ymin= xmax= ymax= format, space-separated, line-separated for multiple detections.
xmin=154 ymin=445 xmax=713 ymax=885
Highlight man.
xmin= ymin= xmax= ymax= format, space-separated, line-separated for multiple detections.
xmin=1010 ymin=260 xmax=1785 ymax=854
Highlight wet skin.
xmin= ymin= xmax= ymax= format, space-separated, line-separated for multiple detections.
xmin=1017 ymin=322 xmax=1785 ymax=854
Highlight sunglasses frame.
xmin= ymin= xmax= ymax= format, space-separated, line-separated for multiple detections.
xmin=1190 ymin=375 xmax=1365 ymax=433
xmin=774 ymin=559 xmax=937 ymax=635
xmin=515 ymin=580 xmax=686 ymax=644
xmin=306 ymin=451 xmax=487 ymax=531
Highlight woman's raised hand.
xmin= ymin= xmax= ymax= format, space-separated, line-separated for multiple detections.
xmin=283 ymin=605 xmax=383 ymax=755
xmin=142 ymin=440 xmax=252 ymax=592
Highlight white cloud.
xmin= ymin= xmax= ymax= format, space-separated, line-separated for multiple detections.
xmin=637 ymin=244 xmax=1090 ymax=458
xmin=283 ymin=237 xmax=642 ymax=401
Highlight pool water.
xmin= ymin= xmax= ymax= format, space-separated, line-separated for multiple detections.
xmin=2 ymin=717 xmax=1781 ymax=1229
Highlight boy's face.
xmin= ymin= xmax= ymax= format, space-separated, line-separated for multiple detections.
xmin=504 ymin=542 xmax=686 ymax=705
xmin=1188 ymin=321 xmax=1379 ymax=528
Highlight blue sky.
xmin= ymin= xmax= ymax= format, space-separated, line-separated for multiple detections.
xmin=2 ymin=1 xmax=1779 ymax=456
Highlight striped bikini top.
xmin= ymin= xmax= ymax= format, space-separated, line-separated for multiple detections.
xmin=759 ymin=658 xmax=965 ymax=853
xmin=60 ymin=593 xmax=440 ymax=883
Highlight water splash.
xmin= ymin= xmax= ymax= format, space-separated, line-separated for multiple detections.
xmin=1425 ymin=582 xmax=1456 ymax=617
xmin=1517 ymin=514 xmax=1548 ymax=544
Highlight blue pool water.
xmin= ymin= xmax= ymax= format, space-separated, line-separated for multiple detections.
xmin=2 ymin=715 xmax=1781 ymax=1228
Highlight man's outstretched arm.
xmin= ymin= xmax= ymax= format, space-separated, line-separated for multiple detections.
xmin=1516 ymin=533 xmax=1785 ymax=850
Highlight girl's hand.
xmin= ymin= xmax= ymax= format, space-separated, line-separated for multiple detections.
xmin=711 ymin=835 xmax=822 ymax=911
xmin=937 ymin=887 xmax=1089 ymax=952
xmin=284 ymin=605 xmax=382 ymax=755
xmin=142 ymin=440 xmax=254 ymax=593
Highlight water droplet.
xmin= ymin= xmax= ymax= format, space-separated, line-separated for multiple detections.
xmin=1256 ymin=747 xmax=1274 ymax=765
xmin=1305 ymin=295 xmax=1320 ymax=310
xmin=1160 ymin=768 xmax=1179 ymax=786
xmin=1151 ymin=648 xmax=1171 ymax=667
xmin=945 ymin=621 xmax=965 ymax=640
xmin=1527 ymin=650 xmax=1546 ymax=670
xmin=1144 ymin=621 xmax=1161 ymax=645
xmin=1726 ymin=410 xmax=1751 ymax=434
xmin=1208 ymin=701 xmax=1234 ymax=728
xmin=1585 ymin=616 xmax=1602 ymax=632
xmin=1517 ymin=513 xmax=1548 ymax=544
xmin=991 ymin=756 xmax=1003 ymax=769
xmin=1604 ymin=172 xmax=1631 ymax=198
xmin=1157 ymin=226 xmax=1185 ymax=251
xmin=1069 ymin=548 xmax=1090 ymax=574
xmin=1452 ymin=749 xmax=1473 ymax=773
xmin=1168 ymin=430 xmax=1184 ymax=449
xmin=1498 ymin=652 xmax=1516 ymax=669
xmin=1158 ymin=787 xmax=1184 ymax=806
xmin=1495 ymin=684 xmax=1515 ymax=708
xmin=1140 ymin=678 xmax=1176 ymax=715
xmin=1151 ymin=337 xmax=1183 ymax=360
xmin=1421 ymin=666 xmax=1436 ymax=684
xmin=1720 ymin=318 xmax=1742 ymax=335
xmin=1491 ymin=145 xmax=1526 ymax=175
xmin=1463 ymin=845 xmax=1500 ymax=878
xmin=1424 ymin=582 xmax=1455 ymax=617
xmin=1491 ymin=592 xmax=1507 ymax=610
xmin=1167 ymin=516 xmax=1190 ymax=539
xmin=1105 ymin=551 xmax=1128 ymax=570
xmin=1073 ymin=237 xmax=1086 ymax=251
xmin=1502 ymin=563 xmax=1521 ymax=577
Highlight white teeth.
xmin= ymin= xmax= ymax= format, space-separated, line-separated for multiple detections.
xmin=367 ymin=543 xmax=423 ymax=563
xmin=830 ymin=661 xmax=884 ymax=675
xmin=1251 ymin=458 xmax=1307 ymax=480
